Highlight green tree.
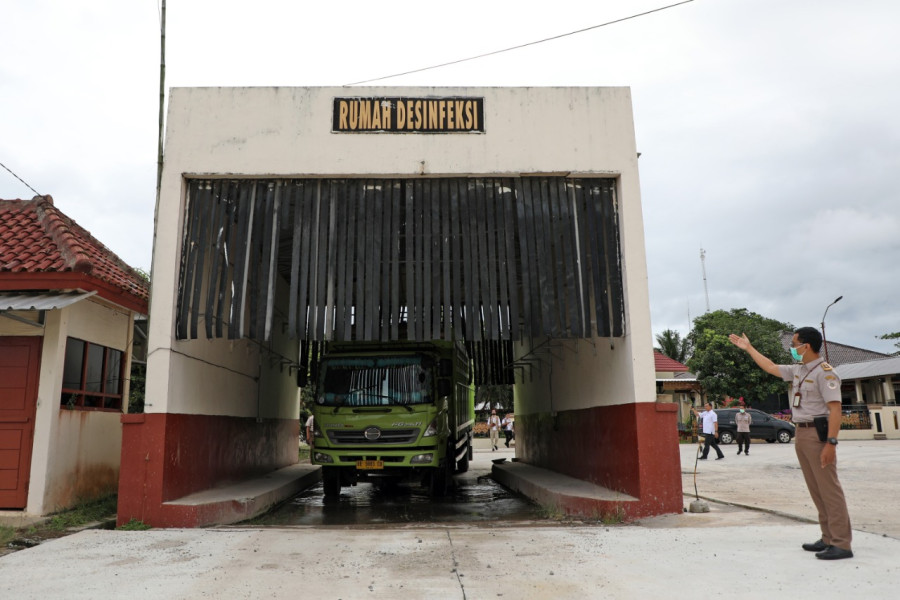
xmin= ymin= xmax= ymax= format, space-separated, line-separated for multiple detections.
xmin=879 ymin=331 xmax=900 ymax=354
xmin=128 ymin=362 xmax=146 ymax=413
xmin=686 ymin=308 xmax=793 ymax=407
xmin=654 ymin=329 xmax=691 ymax=363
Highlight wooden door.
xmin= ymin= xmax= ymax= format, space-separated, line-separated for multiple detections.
xmin=0 ymin=337 xmax=41 ymax=509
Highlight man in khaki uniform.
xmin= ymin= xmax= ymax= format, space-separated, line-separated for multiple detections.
xmin=734 ymin=407 xmax=752 ymax=455
xmin=487 ymin=409 xmax=501 ymax=451
xmin=729 ymin=326 xmax=852 ymax=560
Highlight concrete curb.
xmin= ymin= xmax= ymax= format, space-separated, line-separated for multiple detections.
xmin=163 ymin=463 xmax=322 ymax=526
xmin=492 ymin=460 xmax=637 ymax=519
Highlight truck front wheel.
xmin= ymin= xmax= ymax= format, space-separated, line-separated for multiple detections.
xmin=322 ymin=467 xmax=341 ymax=498
xmin=428 ymin=461 xmax=452 ymax=497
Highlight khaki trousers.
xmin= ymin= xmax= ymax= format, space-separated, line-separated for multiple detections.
xmin=795 ymin=428 xmax=852 ymax=550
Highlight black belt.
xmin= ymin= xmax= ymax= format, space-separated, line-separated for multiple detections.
xmin=795 ymin=422 xmax=816 ymax=428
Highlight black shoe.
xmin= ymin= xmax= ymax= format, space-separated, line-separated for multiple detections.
xmin=737 ymin=450 xmax=742 ymax=455
xmin=699 ymin=457 xmax=707 ymax=460
xmin=802 ymin=539 xmax=828 ymax=552
xmin=816 ymin=546 xmax=853 ymax=560
xmin=715 ymin=456 xmax=724 ymax=460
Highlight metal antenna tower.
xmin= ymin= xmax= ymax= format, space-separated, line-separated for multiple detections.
xmin=700 ymin=248 xmax=710 ymax=313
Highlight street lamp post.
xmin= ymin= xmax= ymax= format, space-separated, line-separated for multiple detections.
xmin=821 ymin=296 xmax=843 ymax=363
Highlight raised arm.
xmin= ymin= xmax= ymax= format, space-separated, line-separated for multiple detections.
xmin=728 ymin=333 xmax=781 ymax=377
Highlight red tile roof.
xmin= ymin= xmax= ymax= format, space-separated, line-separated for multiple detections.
xmin=0 ymin=195 xmax=149 ymax=313
xmin=654 ymin=350 xmax=689 ymax=372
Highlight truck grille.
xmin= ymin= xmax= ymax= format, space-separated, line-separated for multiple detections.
xmin=327 ymin=428 xmax=420 ymax=444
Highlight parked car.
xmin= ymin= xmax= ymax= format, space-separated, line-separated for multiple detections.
xmin=698 ymin=408 xmax=795 ymax=444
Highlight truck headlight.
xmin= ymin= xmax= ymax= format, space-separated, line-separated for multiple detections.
xmin=410 ymin=453 xmax=433 ymax=464
xmin=423 ymin=418 xmax=438 ymax=437
xmin=314 ymin=452 xmax=333 ymax=463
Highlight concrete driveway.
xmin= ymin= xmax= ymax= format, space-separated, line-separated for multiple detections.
xmin=1 ymin=439 xmax=897 ymax=600
xmin=677 ymin=438 xmax=900 ymax=538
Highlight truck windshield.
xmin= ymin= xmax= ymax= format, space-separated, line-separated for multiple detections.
xmin=318 ymin=357 xmax=433 ymax=407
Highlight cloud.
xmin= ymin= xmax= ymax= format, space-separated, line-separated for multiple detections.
xmin=2 ymin=0 xmax=898 ymax=354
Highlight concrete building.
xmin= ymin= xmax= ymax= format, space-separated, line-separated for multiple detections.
xmin=834 ymin=356 xmax=900 ymax=440
xmin=120 ymin=86 xmax=680 ymax=526
xmin=0 ymin=196 xmax=148 ymax=515
xmin=653 ymin=350 xmax=702 ymax=438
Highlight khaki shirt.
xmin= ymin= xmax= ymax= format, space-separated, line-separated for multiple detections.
xmin=734 ymin=411 xmax=752 ymax=432
xmin=777 ymin=357 xmax=841 ymax=422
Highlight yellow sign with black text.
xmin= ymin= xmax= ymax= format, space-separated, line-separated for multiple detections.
xmin=333 ymin=97 xmax=484 ymax=133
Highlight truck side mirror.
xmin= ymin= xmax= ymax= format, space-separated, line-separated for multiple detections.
xmin=439 ymin=359 xmax=453 ymax=377
xmin=437 ymin=379 xmax=452 ymax=397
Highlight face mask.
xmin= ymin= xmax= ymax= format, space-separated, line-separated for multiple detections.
xmin=790 ymin=345 xmax=805 ymax=362
xmin=739 ymin=409 xmax=745 ymax=413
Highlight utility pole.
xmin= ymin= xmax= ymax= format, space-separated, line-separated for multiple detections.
xmin=700 ymin=248 xmax=710 ymax=313
xmin=155 ymin=0 xmax=166 ymax=211
xmin=149 ymin=0 xmax=166 ymax=304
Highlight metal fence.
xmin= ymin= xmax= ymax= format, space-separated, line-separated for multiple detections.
xmin=841 ymin=405 xmax=872 ymax=430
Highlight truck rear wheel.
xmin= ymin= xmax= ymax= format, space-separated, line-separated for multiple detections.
xmin=454 ymin=441 xmax=470 ymax=474
xmin=322 ymin=467 xmax=341 ymax=498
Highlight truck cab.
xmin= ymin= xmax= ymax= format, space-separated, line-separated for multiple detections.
xmin=310 ymin=341 xmax=473 ymax=497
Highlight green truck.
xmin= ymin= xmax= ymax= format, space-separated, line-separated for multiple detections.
xmin=309 ymin=341 xmax=475 ymax=497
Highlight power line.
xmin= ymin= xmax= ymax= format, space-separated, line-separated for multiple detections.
xmin=345 ymin=0 xmax=696 ymax=86
xmin=0 ymin=160 xmax=41 ymax=197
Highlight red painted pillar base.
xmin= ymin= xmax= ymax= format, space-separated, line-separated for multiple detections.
xmin=117 ymin=413 xmax=298 ymax=528
xmin=515 ymin=402 xmax=683 ymax=520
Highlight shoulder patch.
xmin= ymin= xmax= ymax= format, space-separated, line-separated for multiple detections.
xmin=822 ymin=362 xmax=833 ymax=371
xmin=827 ymin=381 xmax=838 ymax=390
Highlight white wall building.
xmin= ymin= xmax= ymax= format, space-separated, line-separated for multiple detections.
xmin=121 ymin=87 xmax=682 ymax=526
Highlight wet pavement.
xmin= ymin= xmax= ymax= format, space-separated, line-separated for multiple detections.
xmin=246 ymin=437 xmax=543 ymax=527
xmin=248 ymin=468 xmax=542 ymax=527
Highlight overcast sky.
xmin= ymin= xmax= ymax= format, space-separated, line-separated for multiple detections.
xmin=2 ymin=0 xmax=898 ymax=354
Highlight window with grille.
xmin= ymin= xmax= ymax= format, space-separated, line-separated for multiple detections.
xmin=60 ymin=337 xmax=124 ymax=411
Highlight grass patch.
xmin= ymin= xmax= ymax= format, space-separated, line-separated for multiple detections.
xmin=0 ymin=525 xmax=15 ymax=546
xmin=537 ymin=503 xmax=565 ymax=520
xmin=46 ymin=495 xmax=118 ymax=531
xmin=599 ymin=506 xmax=626 ymax=525
xmin=299 ymin=446 xmax=310 ymax=462
xmin=117 ymin=518 xmax=152 ymax=531
xmin=1 ymin=495 xmax=121 ymax=557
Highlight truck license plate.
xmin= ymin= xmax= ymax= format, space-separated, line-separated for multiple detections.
xmin=356 ymin=460 xmax=384 ymax=470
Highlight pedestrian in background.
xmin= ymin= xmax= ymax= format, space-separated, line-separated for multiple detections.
xmin=488 ymin=409 xmax=502 ymax=451
xmin=501 ymin=413 xmax=515 ymax=448
xmin=735 ymin=407 xmax=752 ymax=455
xmin=305 ymin=413 xmax=315 ymax=461
xmin=691 ymin=403 xmax=724 ymax=460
